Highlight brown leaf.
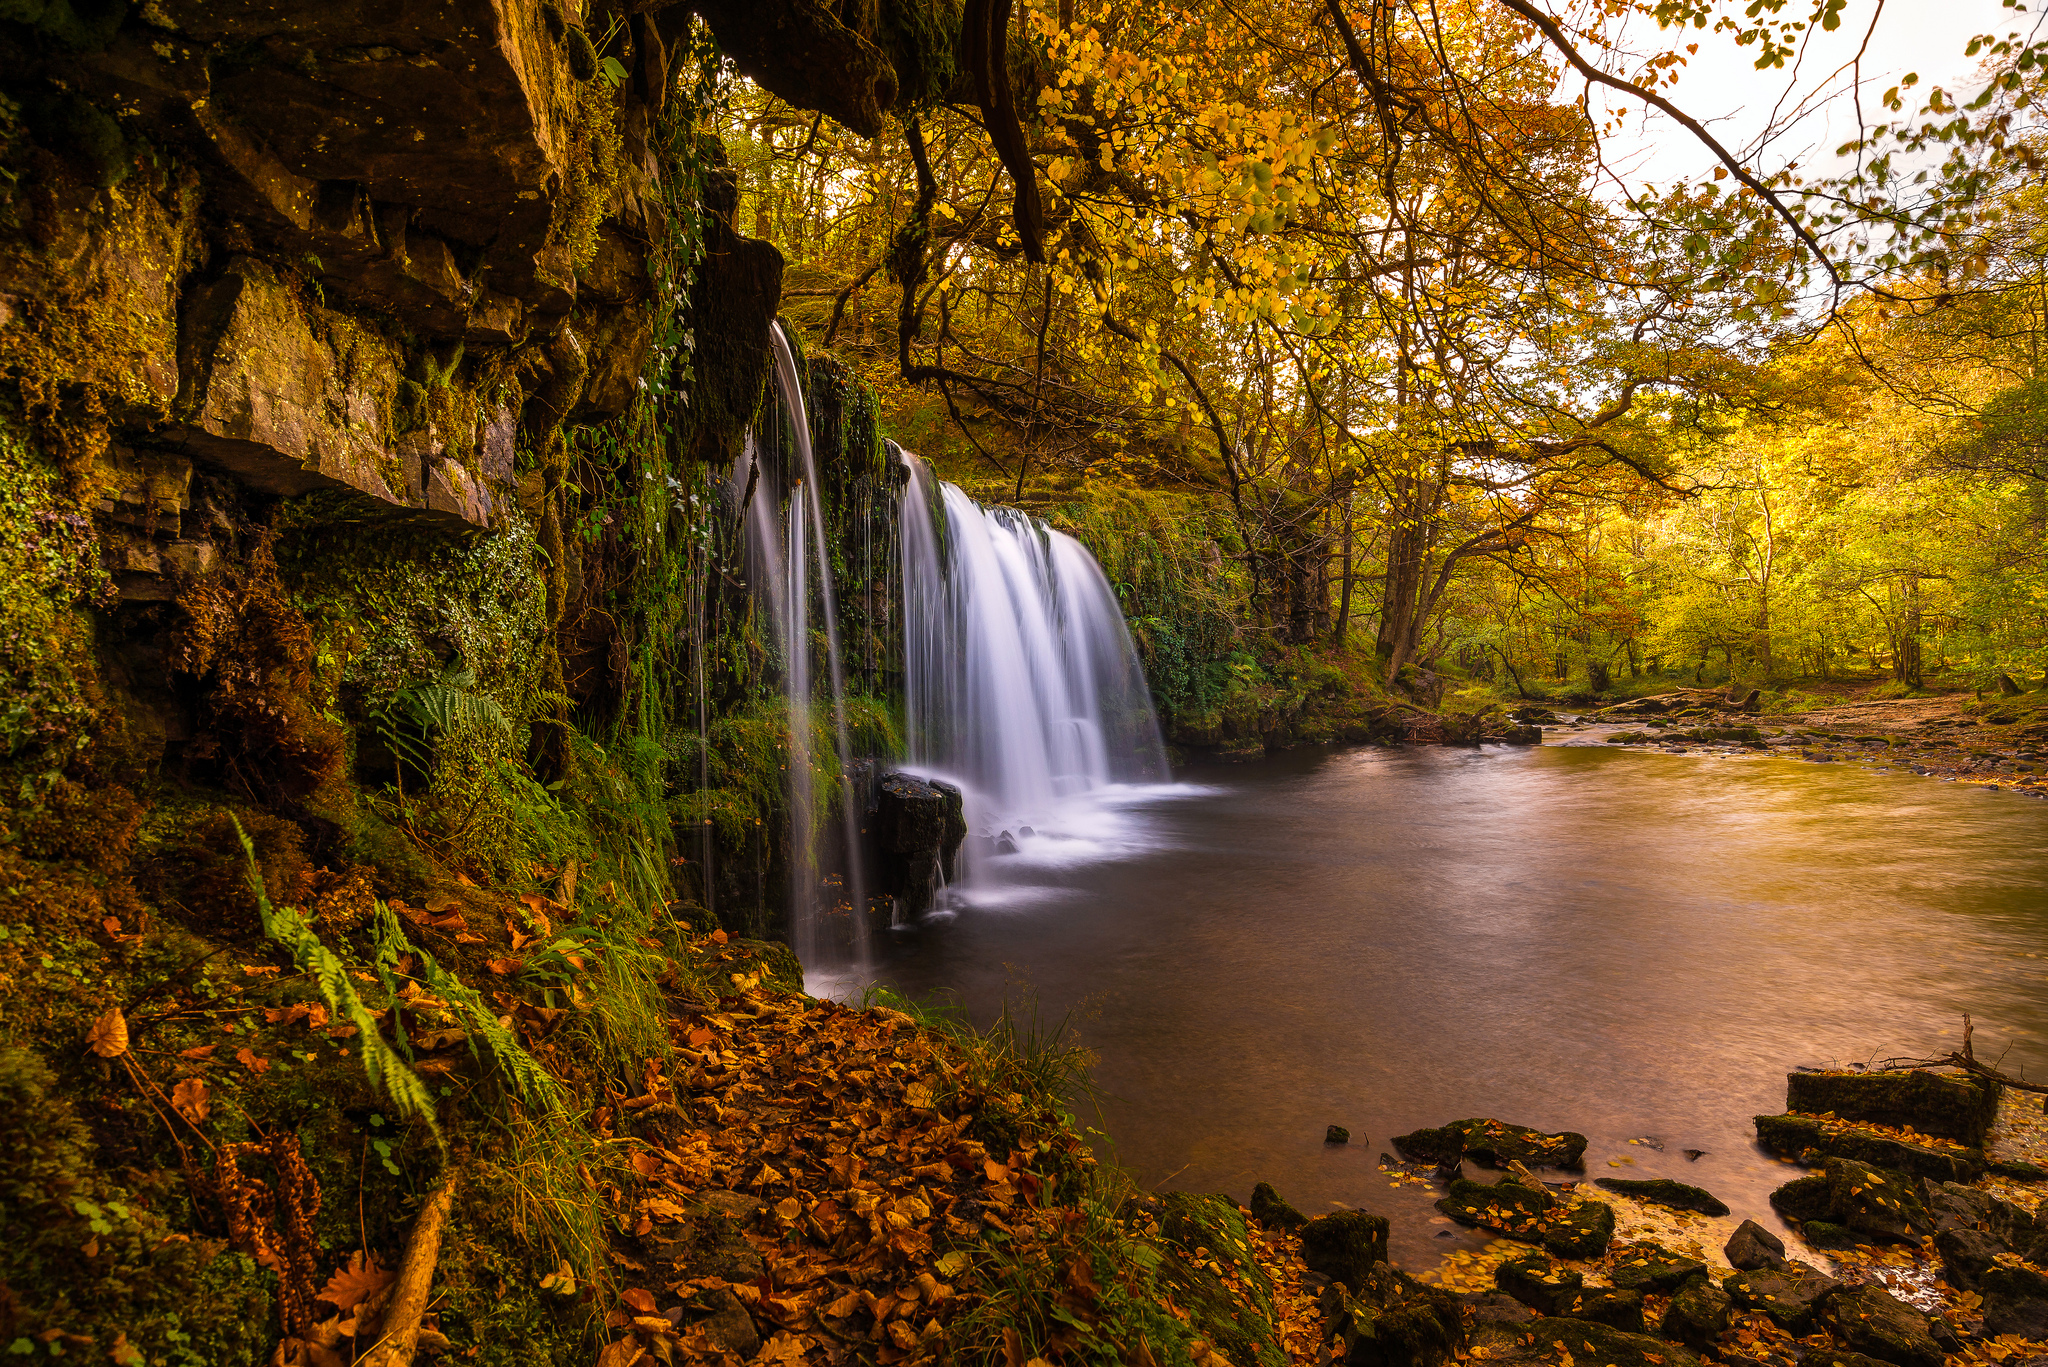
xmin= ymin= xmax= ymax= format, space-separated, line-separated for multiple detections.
xmin=620 ymin=1288 xmax=658 ymax=1314
xmin=109 ymin=1332 xmax=144 ymax=1367
xmin=486 ymin=958 xmax=524 ymax=976
xmin=86 ymin=1006 xmax=129 ymax=1058
xmin=236 ymin=1046 xmax=271 ymax=1074
xmin=171 ymin=1077 xmax=210 ymax=1124
xmin=319 ymin=1251 xmax=397 ymax=1312
xmin=179 ymin=1044 xmax=218 ymax=1060
xmin=1001 ymin=1327 xmax=1025 ymax=1367
xmin=630 ymin=1152 xmax=663 ymax=1178
xmin=455 ymin=933 xmax=488 ymax=944
xmin=594 ymin=1337 xmax=644 ymax=1367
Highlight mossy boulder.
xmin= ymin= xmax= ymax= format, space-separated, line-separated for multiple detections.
xmin=1609 ymin=1242 xmax=1708 ymax=1293
xmin=1981 ymin=1262 xmax=2048 ymax=1340
xmin=1250 ymin=1181 xmax=1307 ymax=1230
xmin=1783 ymin=1068 xmax=2000 ymax=1147
xmin=1301 ymin=1209 xmax=1390 ymax=1291
xmin=1154 ymin=1192 xmax=1281 ymax=1367
xmin=1723 ymin=1266 xmax=1839 ymax=1334
xmin=1496 ymin=1254 xmax=1583 ymax=1316
xmin=1446 ymin=1118 xmax=1587 ymax=1169
xmin=1819 ymin=1283 xmax=1943 ymax=1367
xmin=1752 ymin=1113 xmax=1983 ymax=1182
xmin=1437 ymin=1179 xmax=1613 ymax=1258
xmin=1822 ymin=1157 xmax=1931 ymax=1244
xmin=1803 ymin=1220 xmax=1863 ymax=1250
xmin=1518 ymin=1318 xmax=1701 ymax=1367
xmin=1328 ymin=1264 xmax=1464 ymax=1367
xmin=1660 ymin=1276 xmax=1732 ymax=1348
xmin=1391 ymin=1125 xmax=1466 ymax=1170
xmin=1592 ymin=1177 xmax=1728 ymax=1216
xmin=1769 ymin=1174 xmax=1832 ymax=1223
xmin=1566 ymin=1289 xmax=1644 ymax=1334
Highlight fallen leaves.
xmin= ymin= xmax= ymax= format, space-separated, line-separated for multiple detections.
xmin=86 ymin=1006 xmax=129 ymax=1058
xmin=171 ymin=1077 xmax=210 ymax=1125
xmin=318 ymin=1251 xmax=396 ymax=1313
xmin=236 ymin=1046 xmax=271 ymax=1075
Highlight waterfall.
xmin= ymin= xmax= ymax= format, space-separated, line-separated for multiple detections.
xmin=897 ymin=446 xmax=1169 ymax=878
xmin=727 ymin=325 xmax=872 ymax=973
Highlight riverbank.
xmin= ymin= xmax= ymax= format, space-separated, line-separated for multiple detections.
xmin=1533 ymin=688 xmax=2048 ymax=798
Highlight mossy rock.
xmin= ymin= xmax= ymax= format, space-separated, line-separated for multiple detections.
xmin=1659 ymin=1276 xmax=1731 ymax=1348
xmin=1803 ymin=1220 xmax=1863 ymax=1250
xmin=1819 ymin=1283 xmax=1943 ymax=1367
xmin=1783 ymin=1069 xmax=2000 ymax=1147
xmin=1540 ymin=1198 xmax=1614 ymax=1260
xmin=1301 ymin=1209 xmax=1390 ymax=1292
xmin=1155 ymin=1192 xmax=1281 ymax=1367
xmin=1723 ymin=1266 xmax=1839 ymax=1334
xmin=1566 ymin=1288 xmax=1644 ymax=1334
xmin=1752 ymin=1113 xmax=1983 ymax=1182
xmin=1822 ymin=1157 xmax=1931 ymax=1244
xmin=1330 ymin=1264 xmax=1463 ymax=1367
xmin=1437 ymin=1179 xmax=1612 ymax=1258
xmin=1250 ymin=1181 xmax=1306 ymax=1230
xmin=1769 ymin=1174 xmax=1832 ymax=1223
xmin=1496 ymin=1253 xmax=1583 ymax=1316
xmin=1592 ymin=1176 xmax=1728 ymax=1216
xmin=1391 ymin=1125 xmax=1466 ymax=1168
xmin=1607 ymin=1242 xmax=1707 ymax=1293
xmin=1516 ymin=1317 xmax=1701 ymax=1367
xmin=1446 ymin=1118 xmax=1587 ymax=1169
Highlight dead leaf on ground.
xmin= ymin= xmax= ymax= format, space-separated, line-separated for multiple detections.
xmin=86 ymin=1006 xmax=129 ymax=1058
xmin=171 ymin=1077 xmax=210 ymax=1124
xmin=236 ymin=1046 xmax=271 ymax=1074
xmin=620 ymin=1288 xmax=658 ymax=1314
xmin=179 ymin=1044 xmax=218 ymax=1060
xmin=319 ymin=1251 xmax=397 ymax=1312
xmin=486 ymin=958 xmax=524 ymax=976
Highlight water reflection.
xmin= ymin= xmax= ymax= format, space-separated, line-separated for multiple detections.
xmin=863 ymin=745 xmax=2048 ymax=1267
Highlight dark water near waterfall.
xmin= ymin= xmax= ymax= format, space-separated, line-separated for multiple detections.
xmin=861 ymin=742 xmax=2048 ymax=1268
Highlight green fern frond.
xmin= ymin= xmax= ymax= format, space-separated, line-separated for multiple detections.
xmin=372 ymin=904 xmax=565 ymax=1114
xmin=231 ymin=816 xmax=441 ymax=1137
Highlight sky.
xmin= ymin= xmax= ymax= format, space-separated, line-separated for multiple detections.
xmin=1573 ymin=0 xmax=2045 ymax=192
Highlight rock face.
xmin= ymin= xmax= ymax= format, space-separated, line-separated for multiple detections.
xmin=1981 ymin=1262 xmax=2048 ymax=1339
xmin=1819 ymin=1284 xmax=1944 ymax=1367
xmin=1929 ymin=1182 xmax=2048 ymax=1289
xmin=1783 ymin=1069 xmax=2001 ymax=1148
xmin=867 ymin=772 xmax=967 ymax=916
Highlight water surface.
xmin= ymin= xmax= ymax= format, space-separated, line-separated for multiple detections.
xmin=862 ymin=744 xmax=2048 ymax=1266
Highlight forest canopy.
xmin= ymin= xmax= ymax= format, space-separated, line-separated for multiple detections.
xmin=717 ymin=0 xmax=2048 ymax=712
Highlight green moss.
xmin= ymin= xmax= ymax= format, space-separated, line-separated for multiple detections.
xmin=554 ymin=80 xmax=624 ymax=270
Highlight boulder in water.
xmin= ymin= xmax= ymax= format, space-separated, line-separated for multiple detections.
xmin=1593 ymin=1177 xmax=1728 ymax=1216
xmin=1301 ymin=1209 xmax=1389 ymax=1290
xmin=868 ymin=772 xmax=968 ymax=916
xmin=1392 ymin=1125 xmax=1466 ymax=1172
xmin=1324 ymin=1264 xmax=1464 ymax=1367
xmin=1517 ymin=1318 xmax=1701 ymax=1367
xmin=1822 ymin=1157 xmax=1932 ymax=1244
xmin=1819 ymin=1283 xmax=1944 ymax=1367
xmin=994 ymin=830 xmax=1018 ymax=855
xmin=1724 ymin=1265 xmax=1839 ymax=1334
xmin=1660 ymin=1277 xmax=1732 ymax=1348
xmin=1609 ymin=1242 xmax=1707 ymax=1293
xmin=1495 ymin=1253 xmax=1582 ymax=1316
xmin=1447 ymin=1118 xmax=1588 ymax=1169
xmin=1783 ymin=1068 xmax=2000 ymax=1148
xmin=1250 ymin=1181 xmax=1307 ymax=1230
xmin=1327 ymin=1125 xmax=1351 ymax=1144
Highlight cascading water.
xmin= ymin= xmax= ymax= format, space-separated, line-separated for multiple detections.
xmin=726 ymin=325 xmax=872 ymax=974
xmin=897 ymin=446 xmax=1169 ymax=888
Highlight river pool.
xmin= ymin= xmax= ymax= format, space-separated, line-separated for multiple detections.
xmin=852 ymin=742 xmax=2048 ymax=1267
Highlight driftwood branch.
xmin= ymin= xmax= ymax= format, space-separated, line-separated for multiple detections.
xmin=356 ymin=1167 xmax=461 ymax=1367
xmin=1868 ymin=1013 xmax=2048 ymax=1095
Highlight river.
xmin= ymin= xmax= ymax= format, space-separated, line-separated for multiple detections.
xmin=856 ymin=742 xmax=2048 ymax=1267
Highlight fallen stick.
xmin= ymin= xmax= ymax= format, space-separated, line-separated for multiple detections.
xmin=357 ymin=1167 xmax=461 ymax=1367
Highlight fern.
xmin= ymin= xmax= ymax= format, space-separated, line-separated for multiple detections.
xmin=231 ymin=817 xmax=441 ymax=1137
xmin=372 ymin=904 xmax=564 ymax=1114
xmin=367 ymin=666 xmax=513 ymax=778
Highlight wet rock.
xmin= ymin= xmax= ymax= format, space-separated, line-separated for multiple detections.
xmin=1723 ymin=1266 xmax=1839 ymax=1334
xmin=1325 ymin=1264 xmax=1464 ymax=1367
xmin=1982 ymin=1263 xmax=2048 ymax=1340
xmin=1541 ymin=1200 xmax=1615 ymax=1260
xmin=1464 ymin=1291 xmax=1536 ymax=1330
xmin=1823 ymin=1157 xmax=1932 ymax=1244
xmin=1328 ymin=1126 xmax=1352 ymax=1144
xmin=1519 ymin=1318 xmax=1701 ymax=1367
xmin=1500 ymin=724 xmax=1543 ymax=745
xmin=1496 ymin=1254 xmax=1584 ymax=1316
xmin=1990 ymin=1158 xmax=2048 ymax=1181
xmin=1437 ymin=1178 xmax=1613 ymax=1259
xmin=1392 ymin=1125 xmax=1467 ymax=1171
xmin=1593 ymin=1177 xmax=1728 ymax=1216
xmin=1566 ymin=1289 xmax=1644 ymax=1334
xmin=1819 ymin=1283 xmax=1943 ymax=1367
xmin=1301 ymin=1210 xmax=1390 ymax=1291
xmin=1724 ymin=1219 xmax=1787 ymax=1271
xmin=1752 ymin=1113 xmax=1984 ymax=1183
xmin=686 ymin=1287 xmax=760 ymax=1356
xmin=1609 ymin=1242 xmax=1707 ymax=1293
xmin=1803 ymin=1221 xmax=1863 ymax=1251
xmin=1250 ymin=1181 xmax=1307 ymax=1231
xmin=1660 ymin=1276 xmax=1732 ymax=1348
xmin=869 ymin=772 xmax=968 ymax=916
xmin=994 ymin=830 xmax=1018 ymax=855
xmin=1447 ymin=1118 xmax=1588 ymax=1169
xmin=1783 ymin=1069 xmax=2001 ymax=1148
xmin=1808 ymin=1352 xmax=1898 ymax=1367
xmin=1769 ymin=1174 xmax=1833 ymax=1224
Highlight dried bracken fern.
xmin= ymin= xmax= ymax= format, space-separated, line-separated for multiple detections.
xmin=200 ymin=1136 xmax=323 ymax=1335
